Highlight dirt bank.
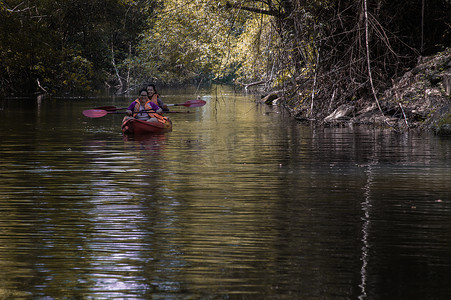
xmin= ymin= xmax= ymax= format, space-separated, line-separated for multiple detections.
xmin=376 ymin=48 xmax=450 ymax=134
xmin=264 ymin=48 xmax=451 ymax=135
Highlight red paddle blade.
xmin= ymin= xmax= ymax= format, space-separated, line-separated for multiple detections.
xmin=83 ymin=109 xmax=108 ymax=118
xmin=181 ymin=99 xmax=206 ymax=107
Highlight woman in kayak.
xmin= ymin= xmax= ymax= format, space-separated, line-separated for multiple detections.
xmin=125 ymin=89 xmax=164 ymax=123
xmin=147 ymin=84 xmax=169 ymax=111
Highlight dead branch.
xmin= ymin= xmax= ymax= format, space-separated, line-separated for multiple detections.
xmin=398 ymin=102 xmax=409 ymax=127
xmin=235 ymin=80 xmax=266 ymax=91
xmin=36 ymin=78 xmax=48 ymax=94
xmin=363 ymin=0 xmax=383 ymax=114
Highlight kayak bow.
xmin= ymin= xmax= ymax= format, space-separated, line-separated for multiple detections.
xmin=121 ymin=118 xmax=172 ymax=135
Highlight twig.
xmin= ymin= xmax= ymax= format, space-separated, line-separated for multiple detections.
xmin=328 ymin=88 xmax=336 ymax=113
xmin=36 ymin=78 xmax=48 ymax=94
xmin=111 ymin=44 xmax=123 ymax=88
xmin=310 ymin=48 xmax=320 ymax=117
xmin=363 ymin=0 xmax=383 ymax=114
xmin=421 ymin=0 xmax=425 ymax=53
xmin=398 ymin=102 xmax=409 ymax=127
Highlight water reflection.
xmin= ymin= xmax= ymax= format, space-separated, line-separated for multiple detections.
xmin=123 ymin=133 xmax=168 ymax=152
xmin=359 ymin=160 xmax=376 ymax=300
xmin=85 ymin=192 xmax=148 ymax=298
xmin=0 ymin=89 xmax=450 ymax=298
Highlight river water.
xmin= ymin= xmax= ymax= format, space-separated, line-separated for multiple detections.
xmin=1 ymin=85 xmax=450 ymax=299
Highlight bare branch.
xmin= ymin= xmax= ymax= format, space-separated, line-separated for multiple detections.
xmin=363 ymin=0 xmax=383 ymax=114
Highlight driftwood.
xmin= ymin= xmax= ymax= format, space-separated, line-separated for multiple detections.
xmin=323 ymin=104 xmax=354 ymax=123
xmin=235 ymin=80 xmax=266 ymax=91
xmin=261 ymin=93 xmax=279 ymax=105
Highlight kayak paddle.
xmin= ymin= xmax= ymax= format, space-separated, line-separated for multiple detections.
xmin=84 ymin=99 xmax=206 ymax=118
xmin=83 ymin=108 xmax=196 ymax=118
xmin=166 ymin=99 xmax=206 ymax=107
xmin=94 ymin=99 xmax=206 ymax=111
xmin=83 ymin=109 xmax=109 ymax=118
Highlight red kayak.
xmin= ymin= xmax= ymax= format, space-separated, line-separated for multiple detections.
xmin=121 ymin=117 xmax=172 ymax=135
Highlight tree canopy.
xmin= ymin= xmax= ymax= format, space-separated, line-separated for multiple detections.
xmin=0 ymin=0 xmax=153 ymax=95
xmin=0 ymin=0 xmax=449 ymax=103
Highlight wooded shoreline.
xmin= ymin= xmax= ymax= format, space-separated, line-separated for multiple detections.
xmin=1 ymin=1 xmax=450 ymax=135
xmin=260 ymin=49 xmax=451 ymax=135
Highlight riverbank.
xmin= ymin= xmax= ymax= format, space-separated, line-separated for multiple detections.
xmin=263 ymin=48 xmax=451 ymax=135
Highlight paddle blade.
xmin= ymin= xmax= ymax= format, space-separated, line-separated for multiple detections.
xmin=83 ymin=109 xmax=108 ymax=118
xmin=180 ymin=99 xmax=206 ymax=107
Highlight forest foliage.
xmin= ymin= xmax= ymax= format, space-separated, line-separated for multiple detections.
xmin=1 ymin=0 xmax=449 ymax=117
xmin=0 ymin=0 xmax=154 ymax=95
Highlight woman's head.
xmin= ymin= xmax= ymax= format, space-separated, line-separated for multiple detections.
xmin=146 ymin=84 xmax=157 ymax=96
xmin=138 ymin=88 xmax=148 ymax=103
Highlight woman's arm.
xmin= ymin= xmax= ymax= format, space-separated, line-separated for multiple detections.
xmin=149 ymin=101 xmax=163 ymax=114
xmin=126 ymin=102 xmax=136 ymax=116
xmin=127 ymin=102 xmax=136 ymax=110
xmin=157 ymin=98 xmax=169 ymax=111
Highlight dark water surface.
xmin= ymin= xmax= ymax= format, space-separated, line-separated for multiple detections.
xmin=1 ymin=86 xmax=450 ymax=299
